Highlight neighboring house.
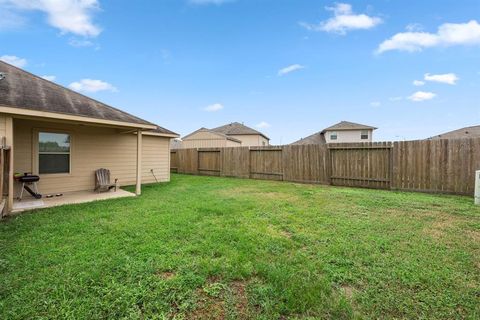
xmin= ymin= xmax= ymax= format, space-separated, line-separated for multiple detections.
xmin=0 ymin=61 xmax=178 ymax=212
xmin=180 ymin=122 xmax=270 ymax=148
xmin=291 ymin=121 xmax=377 ymax=145
xmin=429 ymin=125 xmax=480 ymax=140
xmin=180 ymin=128 xmax=242 ymax=148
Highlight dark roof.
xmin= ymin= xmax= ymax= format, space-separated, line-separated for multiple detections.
xmin=322 ymin=121 xmax=377 ymax=132
xmin=211 ymin=122 xmax=270 ymax=140
xmin=290 ymin=132 xmax=326 ymax=145
xmin=150 ymin=125 xmax=178 ymax=136
xmin=183 ymin=127 xmax=242 ymax=143
xmin=0 ymin=61 xmax=158 ymax=128
xmin=429 ymin=125 xmax=480 ymax=140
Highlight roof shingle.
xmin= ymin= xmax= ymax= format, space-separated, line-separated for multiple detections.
xmin=211 ymin=122 xmax=269 ymax=140
xmin=322 ymin=121 xmax=377 ymax=132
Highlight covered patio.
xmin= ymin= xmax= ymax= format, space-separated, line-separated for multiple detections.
xmin=12 ymin=189 xmax=135 ymax=214
xmin=0 ymin=60 xmax=178 ymax=216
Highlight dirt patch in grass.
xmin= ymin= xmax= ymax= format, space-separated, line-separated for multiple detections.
xmin=188 ymin=287 xmax=226 ymax=320
xmin=423 ymin=214 xmax=459 ymax=239
xmin=341 ymin=284 xmax=357 ymax=299
xmin=185 ymin=278 xmax=251 ymax=319
xmin=231 ymin=280 xmax=249 ymax=318
xmin=217 ymin=187 xmax=300 ymax=202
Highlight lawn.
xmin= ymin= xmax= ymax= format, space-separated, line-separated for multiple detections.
xmin=1 ymin=174 xmax=479 ymax=319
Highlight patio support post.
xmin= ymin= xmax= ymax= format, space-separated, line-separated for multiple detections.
xmin=6 ymin=116 xmax=14 ymax=212
xmin=136 ymin=129 xmax=142 ymax=195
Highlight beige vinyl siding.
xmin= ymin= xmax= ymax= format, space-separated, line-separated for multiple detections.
xmin=324 ymin=129 xmax=373 ymax=143
xmin=13 ymin=118 xmax=170 ymax=195
xmin=181 ymin=130 xmax=241 ymax=148
xmin=0 ymin=114 xmax=7 ymax=138
xmin=228 ymin=134 xmax=269 ymax=147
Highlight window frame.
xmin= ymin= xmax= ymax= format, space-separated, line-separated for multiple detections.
xmin=330 ymin=131 xmax=338 ymax=140
xmin=360 ymin=130 xmax=369 ymax=140
xmin=33 ymin=129 xmax=73 ymax=176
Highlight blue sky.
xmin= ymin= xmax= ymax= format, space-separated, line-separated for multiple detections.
xmin=1 ymin=0 xmax=480 ymax=144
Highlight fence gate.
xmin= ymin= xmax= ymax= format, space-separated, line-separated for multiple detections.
xmin=329 ymin=143 xmax=392 ymax=189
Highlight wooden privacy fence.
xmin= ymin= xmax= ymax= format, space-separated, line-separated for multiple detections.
xmin=171 ymin=138 xmax=480 ymax=196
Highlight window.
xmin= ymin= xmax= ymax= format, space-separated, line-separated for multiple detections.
xmin=330 ymin=132 xmax=338 ymax=140
xmin=361 ymin=130 xmax=369 ymax=140
xmin=38 ymin=132 xmax=70 ymax=174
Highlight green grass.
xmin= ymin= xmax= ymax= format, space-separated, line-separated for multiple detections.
xmin=1 ymin=174 xmax=479 ymax=319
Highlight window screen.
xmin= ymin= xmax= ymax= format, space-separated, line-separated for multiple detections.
xmin=330 ymin=132 xmax=338 ymax=140
xmin=361 ymin=130 xmax=369 ymax=140
xmin=38 ymin=132 xmax=70 ymax=174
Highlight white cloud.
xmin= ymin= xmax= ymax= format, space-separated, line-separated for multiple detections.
xmin=2 ymin=0 xmax=102 ymax=37
xmin=413 ymin=80 xmax=425 ymax=86
xmin=68 ymin=79 xmax=117 ymax=93
xmin=204 ymin=103 xmax=223 ymax=112
xmin=408 ymin=91 xmax=436 ymax=102
xmin=405 ymin=23 xmax=423 ymax=32
xmin=0 ymin=55 xmax=27 ymax=67
xmin=189 ymin=0 xmax=234 ymax=5
xmin=278 ymin=64 xmax=305 ymax=76
xmin=370 ymin=101 xmax=381 ymax=107
xmin=424 ymin=73 xmax=459 ymax=85
xmin=41 ymin=75 xmax=56 ymax=81
xmin=376 ymin=20 xmax=480 ymax=54
xmin=256 ymin=121 xmax=271 ymax=129
xmin=300 ymin=3 xmax=382 ymax=35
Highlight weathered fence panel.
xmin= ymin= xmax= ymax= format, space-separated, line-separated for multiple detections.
xmin=198 ymin=149 xmax=221 ymax=176
xmin=249 ymin=147 xmax=283 ymax=181
xmin=282 ymin=144 xmax=329 ymax=184
xmin=177 ymin=148 xmax=198 ymax=174
xmin=170 ymin=150 xmax=178 ymax=173
xmin=392 ymin=138 xmax=480 ymax=194
xmin=171 ymin=137 xmax=480 ymax=195
xmin=330 ymin=142 xmax=392 ymax=189
xmin=222 ymin=147 xmax=250 ymax=178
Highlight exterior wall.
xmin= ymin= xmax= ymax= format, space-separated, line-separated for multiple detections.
xmin=0 ymin=114 xmax=6 ymax=138
xmin=324 ymin=129 xmax=373 ymax=143
xmin=229 ymin=134 xmax=269 ymax=147
xmin=181 ymin=130 xmax=241 ymax=148
xmin=13 ymin=118 xmax=170 ymax=195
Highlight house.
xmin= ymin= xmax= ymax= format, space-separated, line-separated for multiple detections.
xmin=0 ymin=61 xmax=178 ymax=214
xmin=291 ymin=121 xmax=377 ymax=145
xmin=178 ymin=122 xmax=270 ymax=148
xmin=429 ymin=125 xmax=480 ymax=140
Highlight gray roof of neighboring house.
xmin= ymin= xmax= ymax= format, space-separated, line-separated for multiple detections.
xmin=290 ymin=121 xmax=376 ymax=145
xmin=322 ymin=121 xmax=377 ymax=132
xmin=211 ymin=122 xmax=270 ymax=140
xmin=0 ymin=61 xmax=176 ymax=135
xmin=429 ymin=125 xmax=480 ymax=140
xmin=183 ymin=127 xmax=242 ymax=143
xmin=290 ymin=132 xmax=326 ymax=145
